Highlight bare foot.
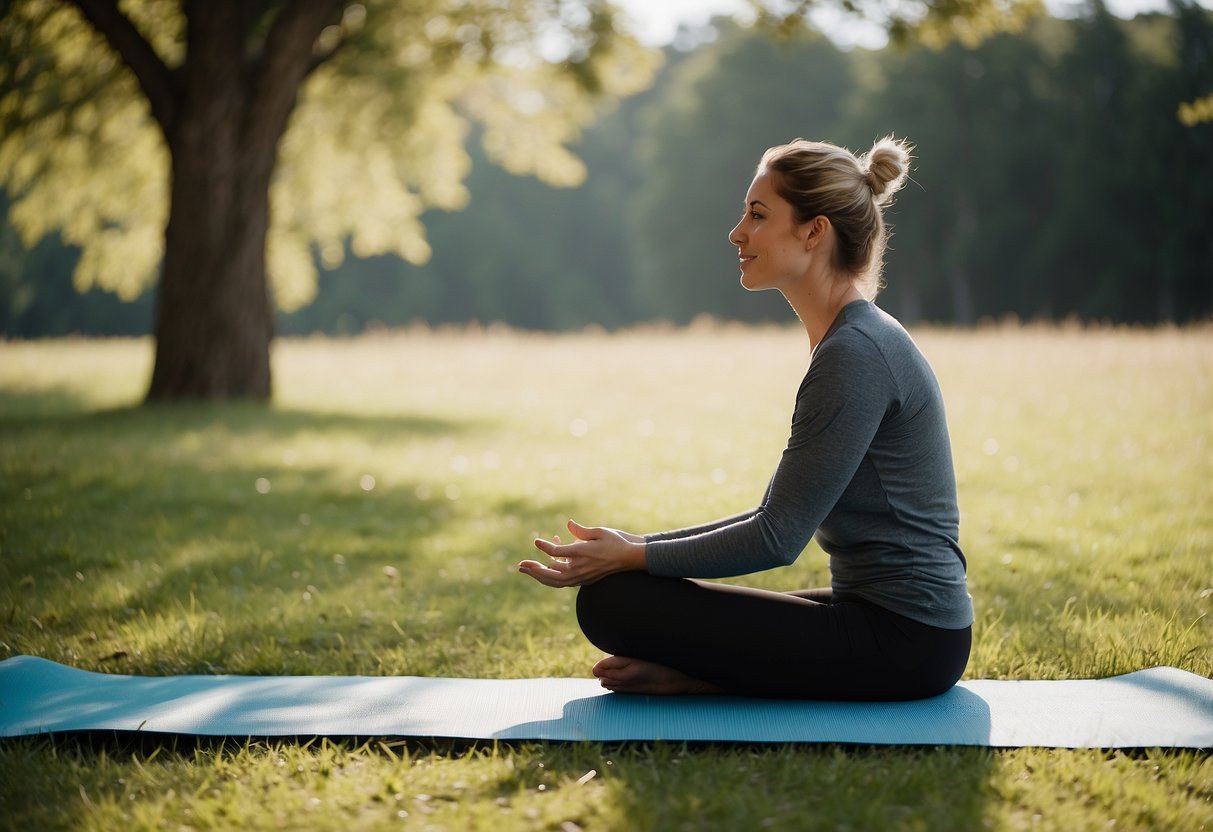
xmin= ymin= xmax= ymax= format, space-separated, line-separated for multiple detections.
xmin=591 ymin=655 xmax=723 ymax=695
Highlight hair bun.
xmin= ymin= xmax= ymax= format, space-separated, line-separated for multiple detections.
xmin=862 ymin=136 xmax=912 ymax=205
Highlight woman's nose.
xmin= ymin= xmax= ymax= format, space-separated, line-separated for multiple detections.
xmin=728 ymin=220 xmax=744 ymax=247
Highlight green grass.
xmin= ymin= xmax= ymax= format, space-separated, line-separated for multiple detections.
xmin=1 ymin=323 xmax=1210 ymax=831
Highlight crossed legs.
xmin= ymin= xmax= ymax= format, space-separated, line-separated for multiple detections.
xmin=576 ymin=571 xmax=970 ymax=701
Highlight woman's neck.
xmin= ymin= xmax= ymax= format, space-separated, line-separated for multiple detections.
xmin=785 ymin=278 xmax=865 ymax=349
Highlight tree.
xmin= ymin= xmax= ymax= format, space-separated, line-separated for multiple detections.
xmin=1 ymin=0 xmax=656 ymax=399
xmin=847 ymin=23 xmax=1066 ymax=323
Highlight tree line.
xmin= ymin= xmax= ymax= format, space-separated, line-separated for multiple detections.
xmin=3 ymin=1 xmax=1210 ymax=340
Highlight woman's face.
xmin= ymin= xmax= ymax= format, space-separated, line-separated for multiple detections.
xmin=728 ymin=169 xmax=810 ymax=292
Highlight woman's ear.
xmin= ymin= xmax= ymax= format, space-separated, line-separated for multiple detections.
xmin=803 ymin=215 xmax=831 ymax=250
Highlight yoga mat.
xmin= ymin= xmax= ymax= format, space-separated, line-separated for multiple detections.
xmin=1 ymin=656 xmax=1210 ymax=748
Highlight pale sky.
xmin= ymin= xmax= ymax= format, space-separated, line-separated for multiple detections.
xmin=612 ymin=0 xmax=1201 ymax=48
xmin=612 ymin=0 xmax=754 ymax=45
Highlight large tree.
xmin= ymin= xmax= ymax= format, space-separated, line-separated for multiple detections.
xmin=0 ymin=0 xmax=1038 ymax=400
xmin=0 ymin=0 xmax=655 ymax=399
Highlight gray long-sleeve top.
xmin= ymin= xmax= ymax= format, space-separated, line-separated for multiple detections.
xmin=644 ymin=300 xmax=974 ymax=630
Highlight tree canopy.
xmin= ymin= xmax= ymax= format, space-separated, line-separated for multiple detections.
xmin=0 ymin=0 xmax=656 ymax=311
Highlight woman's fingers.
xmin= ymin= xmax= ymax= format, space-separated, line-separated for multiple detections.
xmin=567 ymin=519 xmax=602 ymax=541
xmin=532 ymin=537 xmax=565 ymax=558
xmin=517 ymin=559 xmax=576 ymax=588
xmin=536 ymin=521 xmax=603 ymax=553
xmin=523 ymin=522 xmax=621 ymax=588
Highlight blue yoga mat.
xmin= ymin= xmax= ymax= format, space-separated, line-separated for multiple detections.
xmin=1 ymin=656 xmax=1210 ymax=747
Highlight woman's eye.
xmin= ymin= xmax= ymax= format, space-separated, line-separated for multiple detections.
xmin=750 ymin=211 xmax=763 ymax=220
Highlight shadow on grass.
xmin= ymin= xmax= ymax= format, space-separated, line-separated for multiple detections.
xmin=0 ymin=398 xmax=584 ymax=680
xmin=0 ymin=730 xmax=1001 ymax=831
xmin=606 ymin=744 xmax=997 ymax=831
xmin=0 ymin=398 xmax=480 ymax=435
xmin=0 ymin=386 xmax=97 ymax=420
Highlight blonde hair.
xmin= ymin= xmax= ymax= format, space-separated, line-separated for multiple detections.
xmin=759 ymin=136 xmax=912 ymax=299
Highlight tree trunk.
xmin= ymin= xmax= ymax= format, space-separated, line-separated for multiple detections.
xmin=146 ymin=6 xmax=268 ymax=400
xmin=144 ymin=1 xmax=339 ymax=401
xmin=147 ymin=121 xmax=276 ymax=401
xmin=946 ymin=194 xmax=977 ymax=326
xmin=147 ymin=135 xmax=279 ymax=400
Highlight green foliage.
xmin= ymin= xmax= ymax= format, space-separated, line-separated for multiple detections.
xmin=0 ymin=0 xmax=169 ymax=301
xmin=752 ymin=0 xmax=1045 ymax=49
xmin=1180 ymin=93 xmax=1213 ymax=125
xmin=280 ymin=67 xmax=677 ymax=332
xmin=0 ymin=326 xmax=1210 ymax=829
xmin=0 ymin=0 xmax=660 ymax=313
xmin=0 ymin=192 xmax=153 ymax=336
xmin=268 ymin=0 xmax=659 ymax=311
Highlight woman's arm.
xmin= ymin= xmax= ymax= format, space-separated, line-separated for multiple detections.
xmin=644 ymin=508 xmax=762 ymax=543
xmin=645 ymin=329 xmax=896 ymax=578
xmin=518 ymin=327 xmax=895 ymax=586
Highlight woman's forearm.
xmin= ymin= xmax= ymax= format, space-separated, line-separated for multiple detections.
xmin=644 ymin=508 xmax=761 ymax=543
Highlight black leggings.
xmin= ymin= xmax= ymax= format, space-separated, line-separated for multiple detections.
xmin=576 ymin=572 xmax=971 ymax=701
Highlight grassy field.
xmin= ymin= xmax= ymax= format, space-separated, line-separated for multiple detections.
xmin=0 ymin=323 xmax=1210 ymax=831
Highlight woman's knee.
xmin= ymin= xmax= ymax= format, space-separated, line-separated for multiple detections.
xmin=575 ymin=572 xmax=650 ymax=653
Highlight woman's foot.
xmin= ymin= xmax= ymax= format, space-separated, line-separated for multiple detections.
xmin=591 ymin=655 xmax=723 ymax=695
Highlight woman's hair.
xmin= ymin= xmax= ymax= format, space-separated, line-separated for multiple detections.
xmin=759 ymin=136 xmax=912 ymax=299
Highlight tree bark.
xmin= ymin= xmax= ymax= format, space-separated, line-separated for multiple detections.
xmin=145 ymin=0 xmax=341 ymax=401
xmin=148 ymin=116 xmax=278 ymax=400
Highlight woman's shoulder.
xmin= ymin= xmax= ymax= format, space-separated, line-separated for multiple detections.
xmin=817 ymin=302 xmax=897 ymax=359
xmin=809 ymin=310 xmax=898 ymax=389
xmin=845 ymin=300 xmax=910 ymax=337
xmin=809 ymin=302 xmax=931 ymax=394
xmin=829 ymin=301 xmax=922 ymax=360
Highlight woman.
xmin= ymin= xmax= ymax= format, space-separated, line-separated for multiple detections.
xmin=518 ymin=137 xmax=973 ymax=701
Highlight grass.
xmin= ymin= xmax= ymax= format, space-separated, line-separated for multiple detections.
xmin=0 ymin=322 xmax=1210 ymax=831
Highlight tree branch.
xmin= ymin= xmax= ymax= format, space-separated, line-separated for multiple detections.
xmin=65 ymin=0 xmax=179 ymax=132
xmin=241 ymin=0 xmax=343 ymax=160
xmin=250 ymin=2 xmax=343 ymax=111
xmin=303 ymin=36 xmax=344 ymax=79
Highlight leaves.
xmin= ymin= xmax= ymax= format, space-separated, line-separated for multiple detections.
xmin=0 ymin=1 xmax=168 ymax=299
xmin=1178 ymin=92 xmax=1213 ymax=125
xmin=1 ymin=0 xmax=660 ymax=311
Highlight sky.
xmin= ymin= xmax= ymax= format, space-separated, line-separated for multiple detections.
xmin=611 ymin=0 xmax=1203 ymax=48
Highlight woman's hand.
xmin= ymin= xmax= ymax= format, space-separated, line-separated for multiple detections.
xmin=518 ymin=519 xmax=646 ymax=588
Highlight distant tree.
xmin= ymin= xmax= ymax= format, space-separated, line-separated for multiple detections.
xmin=740 ymin=0 xmax=1044 ymax=46
xmin=0 ymin=0 xmax=656 ymax=399
xmin=1033 ymin=0 xmax=1213 ymax=322
xmin=848 ymin=24 xmax=1065 ymax=323
xmin=622 ymin=3 xmax=1211 ymax=326
xmin=1164 ymin=0 xmax=1213 ymax=318
xmin=831 ymin=0 xmax=1213 ymax=325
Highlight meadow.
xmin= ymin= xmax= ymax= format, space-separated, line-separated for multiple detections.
xmin=0 ymin=323 xmax=1210 ymax=831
